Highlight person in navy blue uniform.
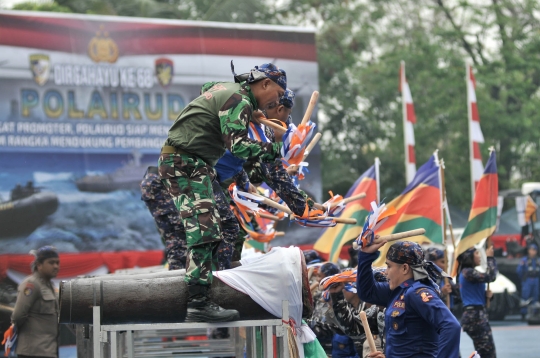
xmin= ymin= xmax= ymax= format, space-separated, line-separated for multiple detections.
xmin=457 ymin=246 xmax=497 ymax=358
xmin=426 ymin=247 xmax=461 ymax=313
xmin=516 ymin=243 xmax=540 ymax=320
xmin=356 ymin=240 xmax=461 ymax=358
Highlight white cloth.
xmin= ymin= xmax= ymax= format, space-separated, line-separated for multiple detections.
xmin=215 ymin=246 xmax=315 ymax=357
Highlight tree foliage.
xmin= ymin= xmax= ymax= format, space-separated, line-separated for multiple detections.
xmin=282 ymin=0 xmax=540 ymax=208
xmin=10 ymin=0 xmax=540 ymax=209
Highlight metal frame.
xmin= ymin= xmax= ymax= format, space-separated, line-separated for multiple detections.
xmin=91 ymin=301 xmax=290 ymax=358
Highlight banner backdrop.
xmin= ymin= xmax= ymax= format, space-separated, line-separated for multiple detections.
xmin=0 ymin=11 xmax=320 ymax=255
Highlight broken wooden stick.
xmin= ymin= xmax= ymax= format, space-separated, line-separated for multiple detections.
xmin=260 ymin=118 xmax=286 ymax=135
xmin=248 ymin=211 xmax=282 ymax=221
xmin=301 ymin=91 xmax=319 ymax=125
xmin=352 ymin=228 xmax=427 ymax=250
xmin=260 ymin=197 xmax=294 ymax=215
xmin=328 ymin=193 xmax=366 ymax=209
xmin=302 ymin=132 xmax=322 ymax=160
xmin=375 ymin=228 xmax=426 ymax=243
xmin=312 ymin=216 xmax=357 ymax=225
xmin=360 ymin=311 xmax=377 ymax=354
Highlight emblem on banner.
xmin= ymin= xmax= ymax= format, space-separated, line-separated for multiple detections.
xmin=88 ymin=25 xmax=119 ymax=63
xmin=155 ymin=58 xmax=174 ymax=87
xmin=29 ymin=54 xmax=51 ymax=85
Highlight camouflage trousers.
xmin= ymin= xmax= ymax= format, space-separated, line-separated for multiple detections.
xmin=154 ymin=214 xmax=187 ymax=270
xmin=213 ymin=179 xmax=240 ymax=270
xmin=233 ymin=225 xmax=247 ymax=261
xmin=247 ymin=160 xmax=313 ymax=216
xmin=462 ymin=308 xmax=496 ymax=358
xmin=218 ymin=181 xmax=248 ymax=262
xmin=159 ymin=153 xmax=221 ymax=286
xmin=140 ymin=171 xmax=187 ymax=271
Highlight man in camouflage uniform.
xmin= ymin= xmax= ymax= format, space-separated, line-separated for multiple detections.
xmin=159 ymin=63 xmax=286 ymax=322
xmin=140 ymin=166 xmax=186 ymax=270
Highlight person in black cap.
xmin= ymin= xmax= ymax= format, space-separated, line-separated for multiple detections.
xmin=425 ymin=247 xmax=461 ymax=314
xmin=357 ymin=240 xmax=460 ymax=358
xmin=517 ymin=243 xmax=540 ymax=320
xmin=457 ymin=246 xmax=498 ymax=358
xmin=11 ymin=246 xmax=60 ymax=358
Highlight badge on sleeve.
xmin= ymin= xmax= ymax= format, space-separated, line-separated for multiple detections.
xmin=391 ymin=310 xmax=400 ymax=317
xmin=393 ymin=322 xmax=399 ymax=330
xmin=23 ymin=283 xmax=34 ymax=296
xmin=420 ymin=290 xmax=433 ymax=302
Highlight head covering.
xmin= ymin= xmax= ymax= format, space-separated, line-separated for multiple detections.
xmin=343 ymin=282 xmax=357 ymax=294
xmin=30 ymin=246 xmax=59 ymax=271
xmin=320 ymin=262 xmax=340 ymax=277
xmin=303 ymin=249 xmax=322 ymax=265
xmin=386 ymin=241 xmax=449 ymax=286
xmin=457 ymin=247 xmax=476 ymax=266
xmin=279 ymin=88 xmax=295 ymax=109
xmin=373 ymin=267 xmax=388 ymax=282
xmin=230 ymin=61 xmax=287 ymax=90
xmin=426 ymin=247 xmax=445 ymax=262
xmin=528 ymin=243 xmax=539 ymax=251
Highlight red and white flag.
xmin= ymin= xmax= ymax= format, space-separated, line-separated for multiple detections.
xmin=400 ymin=61 xmax=416 ymax=184
xmin=467 ymin=64 xmax=485 ymax=196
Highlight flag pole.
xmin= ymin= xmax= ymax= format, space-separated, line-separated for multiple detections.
xmin=439 ymin=159 xmax=456 ymax=251
xmin=375 ymin=157 xmax=381 ymax=205
xmin=401 ymin=60 xmax=409 ymax=186
xmin=485 ymin=146 xmax=496 ymax=309
xmin=466 ymin=63 xmax=475 ymax=200
xmin=439 ymin=157 xmax=451 ymax=308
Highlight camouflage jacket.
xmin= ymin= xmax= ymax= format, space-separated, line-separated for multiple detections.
xmin=166 ymin=81 xmax=281 ymax=166
xmin=330 ymin=292 xmax=383 ymax=339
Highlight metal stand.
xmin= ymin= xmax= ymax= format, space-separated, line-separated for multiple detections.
xmin=90 ymin=301 xmax=290 ymax=358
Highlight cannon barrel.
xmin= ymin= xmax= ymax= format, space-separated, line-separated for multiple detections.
xmin=59 ymin=275 xmax=276 ymax=324
xmin=77 ymin=268 xmax=186 ymax=281
xmin=60 ymin=248 xmax=313 ymax=325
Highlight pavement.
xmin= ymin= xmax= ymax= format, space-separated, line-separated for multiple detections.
xmin=460 ymin=315 xmax=540 ymax=357
xmin=60 ymin=315 xmax=540 ymax=357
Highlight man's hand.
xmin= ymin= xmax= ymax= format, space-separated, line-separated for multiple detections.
xmin=327 ymin=282 xmax=345 ymax=294
xmin=367 ymin=352 xmax=385 ymax=358
xmin=441 ymin=284 xmax=452 ymax=296
xmin=247 ymin=183 xmax=258 ymax=194
xmin=286 ymin=165 xmax=299 ymax=176
xmin=360 ymin=235 xmax=387 ymax=254
xmin=252 ymin=110 xmax=265 ymax=124
xmin=486 ymin=245 xmax=494 ymax=257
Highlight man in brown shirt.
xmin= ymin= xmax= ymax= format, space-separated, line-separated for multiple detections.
xmin=11 ymin=246 xmax=60 ymax=358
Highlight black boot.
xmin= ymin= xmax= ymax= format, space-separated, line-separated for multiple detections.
xmin=186 ymin=284 xmax=240 ymax=323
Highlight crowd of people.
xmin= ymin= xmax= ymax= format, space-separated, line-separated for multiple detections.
xmin=303 ymin=240 xmax=501 ymax=358
xmin=9 ymin=61 xmax=536 ymax=358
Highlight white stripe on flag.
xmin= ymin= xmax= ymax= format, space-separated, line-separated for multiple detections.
xmin=467 ymin=80 xmax=477 ymax=102
xmin=470 ymin=121 xmax=485 ymax=143
xmin=405 ymin=120 xmax=415 ymax=145
xmin=403 ymin=82 xmax=413 ymax=103
xmin=472 ymin=159 xmax=484 ymax=181
xmin=406 ymin=163 xmax=416 ymax=184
